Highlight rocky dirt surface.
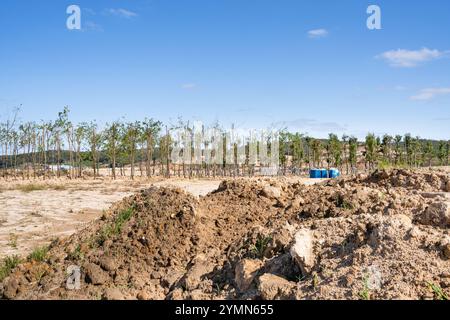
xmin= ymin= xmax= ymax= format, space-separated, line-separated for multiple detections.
xmin=1 ymin=169 xmax=449 ymax=300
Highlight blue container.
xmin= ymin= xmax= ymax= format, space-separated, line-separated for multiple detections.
xmin=329 ymin=168 xmax=340 ymax=178
xmin=320 ymin=169 xmax=329 ymax=178
xmin=309 ymin=169 xmax=322 ymax=179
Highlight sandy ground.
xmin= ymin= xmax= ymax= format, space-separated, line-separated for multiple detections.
xmin=0 ymin=178 xmax=222 ymax=259
xmin=3 ymin=168 xmax=446 ymax=260
xmin=0 ymin=176 xmax=325 ymax=259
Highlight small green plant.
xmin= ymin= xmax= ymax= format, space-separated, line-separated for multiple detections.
xmin=33 ymin=266 xmax=48 ymax=283
xmin=68 ymin=244 xmax=84 ymax=261
xmin=342 ymin=200 xmax=353 ymax=210
xmin=359 ymin=274 xmax=371 ymax=300
xmin=0 ymin=255 xmax=21 ymax=281
xmin=95 ymin=207 xmax=134 ymax=246
xmin=377 ymin=160 xmax=392 ymax=170
xmin=214 ymin=283 xmax=222 ymax=295
xmin=377 ymin=161 xmax=410 ymax=170
xmin=427 ymin=282 xmax=449 ymax=300
xmin=251 ymin=235 xmax=272 ymax=259
xmin=95 ymin=225 xmax=113 ymax=246
xmin=113 ymin=207 xmax=134 ymax=234
xmin=296 ymin=274 xmax=306 ymax=282
xmin=28 ymin=246 xmax=49 ymax=262
xmin=335 ymin=194 xmax=353 ymax=210
xmin=312 ymin=273 xmax=319 ymax=289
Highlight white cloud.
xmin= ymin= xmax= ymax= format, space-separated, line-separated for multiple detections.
xmin=83 ymin=8 xmax=96 ymax=15
xmin=105 ymin=8 xmax=138 ymax=18
xmin=181 ymin=83 xmax=197 ymax=90
xmin=307 ymin=29 xmax=328 ymax=39
xmin=82 ymin=21 xmax=103 ymax=32
xmin=410 ymin=87 xmax=450 ymax=101
xmin=377 ymin=48 xmax=446 ymax=67
xmin=273 ymin=118 xmax=346 ymax=133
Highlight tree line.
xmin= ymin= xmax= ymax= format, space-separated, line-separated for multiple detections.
xmin=0 ymin=107 xmax=449 ymax=180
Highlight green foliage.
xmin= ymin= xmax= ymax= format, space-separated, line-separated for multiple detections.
xmin=327 ymin=133 xmax=342 ymax=168
xmin=2 ymin=105 xmax=449 ymax=178
xmin=348 ymin=136 xmax=358 ymax=170
xmin=67 ymin=244 xmax=84 ymax=261
xmin=312 ymin=272 xmax=320 ymax=289
xmin=427 ymin=282 xmax=449 ymax=300
xmin=365 ymin=133 xmax=378 ymax=170
xmin=310 ymin=138 xmax=322 ymax=167
xmin=359 ymin=274 xmax=371 ymax=300
xmin=95 ymin=207 xmax=134 ymax=246
xmin=377 ymin=159 xmax=410 ymax=170
xmin=18 ymin=183 xmax=46 ymax=192
xmin=289 ymin=132 xmax=304 ymax=167
xmin=251 ymin=235 xmax=272 ymax=259
xmin=0 ymin=255 xmax=21 ymax=281
xmin=27 ymin=246 xmax=49 ymax=262
xmin=113 ymin=207 xmax=134 ymax=234
xmin=335 ymin=194 xmax=353 ymax=210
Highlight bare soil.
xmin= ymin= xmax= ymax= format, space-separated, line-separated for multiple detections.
xmin=0 ymin=178 xmax=221 ymax=259
xmin=1 ymin=169 xmax=449 ymax=300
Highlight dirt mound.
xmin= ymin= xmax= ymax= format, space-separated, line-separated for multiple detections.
xmin=219 ymin=214 xmax=449 ymax=300
xmin=0 ymin=187 xmax=202 ymax=299
xmin=1 ymin=173 xmax=449 ymax=300
xmin=287 ymin=183 xmax=431 ymax=222
xmin=360 ymin=169 xmax=450 ymax=192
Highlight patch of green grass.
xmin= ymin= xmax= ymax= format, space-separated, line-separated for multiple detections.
xmin=0 ymin=255 xmax=21 ymax=281
xmin=113 ymin=207 xmax=134 ymax=234
xmin=95 ymin=225 xmax=113 ymax=247
xmin=67 ymin=244 xmax=84 ymax=261
xmin=312 ymin=273 xmax=319 ymax=289
xmin=27 ymin=245 xmax=49 ymax=262
xmin=17 ymin=184 xmax=46 ymax=193
xmin=33 ymin=265 xmax=48 ymax=283
xmin=427 ymin=282 xmax=448 ymax=300
xmin=251 ymin=235 xmax=272 ymax=259
xmin=335 ymin=194 xmax=353 ymax=210
xmin=377 ymin=161 xmax=410 ymax=170
xmin=95 ymin=207 xmax=134 ymax=246
xmin=214 ymin=283 xmax=222 ymax=295
xmin=342 ymin=200 xmax=353 ymax=210
xmin=359 ymin=274 xmax=371 ymax=300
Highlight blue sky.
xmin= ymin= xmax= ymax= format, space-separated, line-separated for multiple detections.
xmin=0 ymin=0 xmax=449 ymax=140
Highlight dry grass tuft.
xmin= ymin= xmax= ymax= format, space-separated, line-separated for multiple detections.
xmin=17 ymin=184 xmax=47 ymax=193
